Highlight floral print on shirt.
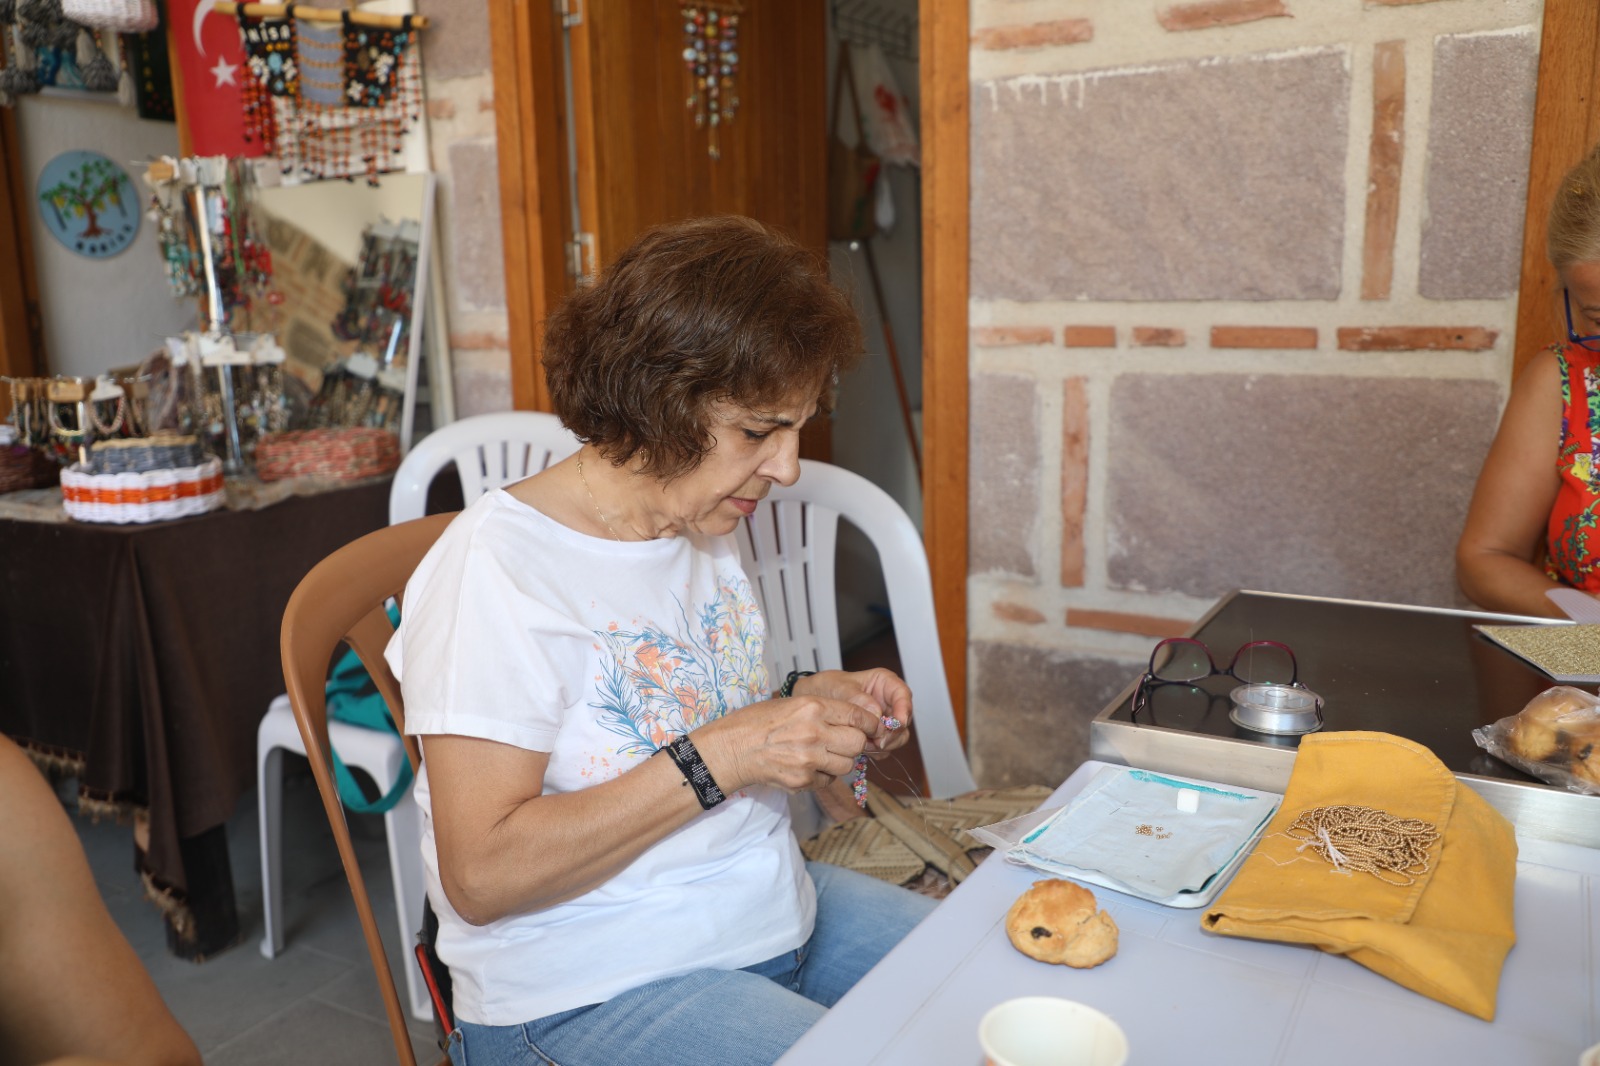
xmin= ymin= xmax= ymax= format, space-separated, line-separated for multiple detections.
xmin=1547 ymin=344 xmax=1600 ymax=592
xmin=590 ymin=573 xmax=769 ymax=756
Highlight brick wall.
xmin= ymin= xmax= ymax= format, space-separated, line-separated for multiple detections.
xmin=966 ymin=0 xmax=1543 ymax=787
xmin=416 ymin=0 xmax=513 ymax=418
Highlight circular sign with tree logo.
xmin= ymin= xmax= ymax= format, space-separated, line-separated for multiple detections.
xmin=37 ymin=150 xmax=140 ymax=259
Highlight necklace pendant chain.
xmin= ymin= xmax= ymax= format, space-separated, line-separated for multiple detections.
xmin=577 ymin=457 xmax=625 ymax=541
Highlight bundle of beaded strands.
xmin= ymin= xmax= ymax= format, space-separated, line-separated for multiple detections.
xmin=1280 ymin=805 xmax=1442 ymax=887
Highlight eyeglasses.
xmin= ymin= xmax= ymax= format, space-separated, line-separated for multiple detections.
xmin=1131 ymin=637 xmax=1301 ymax=720
xmin=1564 ymin=289 xmax=1600 ymax=351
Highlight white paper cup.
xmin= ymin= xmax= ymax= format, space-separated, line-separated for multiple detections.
xmin=979 ymin=996 xmax=1129 ymax=1066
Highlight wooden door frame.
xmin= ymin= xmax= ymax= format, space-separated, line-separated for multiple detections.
xmin=0 ymin=107 xmax=44 ymax=391
xmin=491 ymin=1 xmax=971 ymax=738
xmin=487 ymin=0 xmax=573 ymax=413
xmin=919 ymin=4 xmax=968 ymax=739
xmin=1513 ymin=0 xmax=1600 ymax=379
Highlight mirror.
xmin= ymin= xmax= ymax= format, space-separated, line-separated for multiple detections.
xmin=251 ymin=171 xmax=439 ymax=450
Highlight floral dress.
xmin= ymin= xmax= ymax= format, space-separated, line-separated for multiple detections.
xmin=1547 ymin=343 xmax=1600 ymax=591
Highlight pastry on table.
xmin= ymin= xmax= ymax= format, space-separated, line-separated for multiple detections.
xmin=1004 ymin=878 xmax=1118 ymax=969
xmin=1567 ymin=724 xmax=1600 ymax=789
xmin=1506 ymin=687 xmax=1594 ymax=762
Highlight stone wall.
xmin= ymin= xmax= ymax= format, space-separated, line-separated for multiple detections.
xmin=415 ymin=0 xmax=513 ymax=418
xmin=966 ymin=0 xmax=1543 ymax=787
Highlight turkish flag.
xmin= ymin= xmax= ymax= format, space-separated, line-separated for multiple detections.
xmin=167 ymin=0 xmax=259 ymax=157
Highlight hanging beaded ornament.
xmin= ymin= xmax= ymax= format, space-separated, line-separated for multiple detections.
xmin=147 ymin=180 xmax=200 ymax=297
xmin=340 ymin=13 xmax=418 ymax=184
xmin=278 ymin=13 xmax=418 ymax=185
xmin=238 ymin=10 xmax=297 ymax=151
xmin=679 ymin=1 xmax=741 ymax=161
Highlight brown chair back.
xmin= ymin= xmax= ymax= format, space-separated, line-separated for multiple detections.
xmin=279 ymin=511 xmax=456 ymax=1066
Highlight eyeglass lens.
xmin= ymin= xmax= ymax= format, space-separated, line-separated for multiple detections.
xmin=1229 ymin=641 xmax=1296 ymax=686
xmin=1149 ymin=638 xmax=1296 ymax=685
xmin=1149 ymin=639 xmax=1214 ymax=683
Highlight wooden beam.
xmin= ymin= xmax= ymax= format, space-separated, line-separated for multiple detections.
xmin=1513 ymin=0 xmax=1600 ymax=379
xmin=921 ymin=0 xmax=969 ymax=741
xmin=213 ymin=2 xmax=430 ymax=29
xmin=488 ymin=0 xmax=572 ymax=413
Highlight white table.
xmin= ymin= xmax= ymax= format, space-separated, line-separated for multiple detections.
xmin=778 ymin=761 xmax=1600 ymax=1065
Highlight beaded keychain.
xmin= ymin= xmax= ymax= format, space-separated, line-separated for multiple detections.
xmin=852 ymin=714 xmax=902 ymax=807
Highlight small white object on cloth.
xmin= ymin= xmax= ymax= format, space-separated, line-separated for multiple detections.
xmin=1176 ymin=788 xmax=1200 ymax=814
xmin=1011 ymin=768 xmax=1278 ymax=900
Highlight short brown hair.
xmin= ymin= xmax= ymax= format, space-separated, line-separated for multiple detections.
xmin=1549 ymin=146 xmax=1600 ymax=269
xmin=543 ymin=215 xmax=863 ymax=480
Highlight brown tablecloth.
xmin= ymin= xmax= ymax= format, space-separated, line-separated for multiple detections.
xmin=0 ymin=478 xmax=389 ymax=948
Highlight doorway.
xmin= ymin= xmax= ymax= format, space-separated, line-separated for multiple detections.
xmin=487 ymin=0 xmax=971 ymax=729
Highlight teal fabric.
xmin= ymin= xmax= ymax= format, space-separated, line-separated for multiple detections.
xmin=324 ymin=603 xmax=413 ymax=814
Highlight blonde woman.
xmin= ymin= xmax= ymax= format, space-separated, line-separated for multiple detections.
xmin=1458 ymin=149 xmax=1600 ymax=617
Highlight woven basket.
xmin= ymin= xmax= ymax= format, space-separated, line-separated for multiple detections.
xmin=0 ymin=445 xmax=60 ymax=495
xmin=61 ymin=0 xmax=159 ymax=31
xmin=61 ymin=459 xmax=224 ymax=524
xmin=256 ymin=428 xmax=400 ymax=482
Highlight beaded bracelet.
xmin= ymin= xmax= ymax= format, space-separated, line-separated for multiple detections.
xmin=657 ymin=735 xmax=726 ymax=810
xmin=779 ymin=669 xmax=815 ymax=698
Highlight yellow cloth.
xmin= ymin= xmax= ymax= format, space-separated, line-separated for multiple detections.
xmin=1201 ymin=731 xmax=1517 ymax=1020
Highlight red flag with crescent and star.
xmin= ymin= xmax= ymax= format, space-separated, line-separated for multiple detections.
xmin=167 ymin=0 xmax=259 ymax=157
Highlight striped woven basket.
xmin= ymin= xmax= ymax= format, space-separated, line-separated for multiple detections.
xmin=256 ymin=428 xmax=400 ymax=482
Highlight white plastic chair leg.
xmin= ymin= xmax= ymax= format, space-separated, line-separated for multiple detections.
xmin=257 ymin=698 xmax=298 ymax=959
xmin=257 ymin=696 xmax=432 ymax=1023
xmin=257 ymin=742 xmax=285 ymax=958
xmin=383 ymin=788 xmax=431 ymax=1021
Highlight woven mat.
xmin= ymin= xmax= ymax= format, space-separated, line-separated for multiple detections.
xmin=801 ymin=785 xmax=1053 ymax=899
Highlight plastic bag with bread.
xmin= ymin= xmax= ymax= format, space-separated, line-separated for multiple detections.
xmin=1472 ymin=685 xmax=1600 ymax=794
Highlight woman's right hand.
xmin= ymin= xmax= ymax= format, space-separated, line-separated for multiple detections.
xmin=692 ymin=694 xmax=885 ymax=794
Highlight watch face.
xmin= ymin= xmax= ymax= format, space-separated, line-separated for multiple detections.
xmin=37 ymin=150 xmax=141 ymax=260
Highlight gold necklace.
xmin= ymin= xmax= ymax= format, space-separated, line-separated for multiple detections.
xmin=576 ymin=456 xmax=624 ymax=541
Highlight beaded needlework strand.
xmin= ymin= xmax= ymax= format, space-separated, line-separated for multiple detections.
xmin=1274 ymin=804 xmax=1442 ymax=886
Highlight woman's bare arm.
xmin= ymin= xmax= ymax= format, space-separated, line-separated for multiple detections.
xmin=1456 ymin=349 xmax=1566 ymax=618
xmin=0 ymin=737 xmax=200 ymax=1066
xmin=424 ymin=691 xmax=882 ymax=925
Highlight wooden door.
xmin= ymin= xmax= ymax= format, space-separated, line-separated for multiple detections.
xmin=567 ymin=0 xmax=827 ymax=271
xmin=0 ymin=108 xmax=45 ymax=406
xmin=1513 ymin=0 xmax=1600 ymax=378
xmin=489 ymin=0 xmax=826 ymax=409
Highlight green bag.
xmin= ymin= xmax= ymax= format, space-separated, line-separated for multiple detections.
xmin=324 ymin=603 xmax=413 ymax=814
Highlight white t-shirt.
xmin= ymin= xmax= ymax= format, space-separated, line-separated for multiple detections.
xmin=384 ymin=489 xmax=814 ymax=1026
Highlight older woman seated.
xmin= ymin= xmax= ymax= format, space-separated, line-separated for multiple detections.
xmin=386 ymin=215 xmax=936 ymax=1066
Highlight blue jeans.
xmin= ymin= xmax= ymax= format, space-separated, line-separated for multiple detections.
xmin=446 ymin=861 xmax=936 ymax=1066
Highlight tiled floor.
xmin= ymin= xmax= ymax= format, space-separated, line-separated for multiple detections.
xmin=73 ymin=764 xmax=439 ymax=1065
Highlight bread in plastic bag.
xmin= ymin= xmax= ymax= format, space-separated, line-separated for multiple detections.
xmin=1472 ymin=685 xmax=1600 ymax=795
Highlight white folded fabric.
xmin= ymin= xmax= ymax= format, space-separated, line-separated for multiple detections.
xmin=1013 ymin=768 xmax=1278 ymax=900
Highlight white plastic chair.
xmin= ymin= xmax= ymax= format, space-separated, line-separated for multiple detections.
xmin=257 ymin=411 xmax=578 ymax=1022
xmin=734 ymin=459 xmax=976 ymax=799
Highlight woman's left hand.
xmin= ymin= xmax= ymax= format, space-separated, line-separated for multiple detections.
xmin=791 ymin=669 xmax=912 ymax=752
